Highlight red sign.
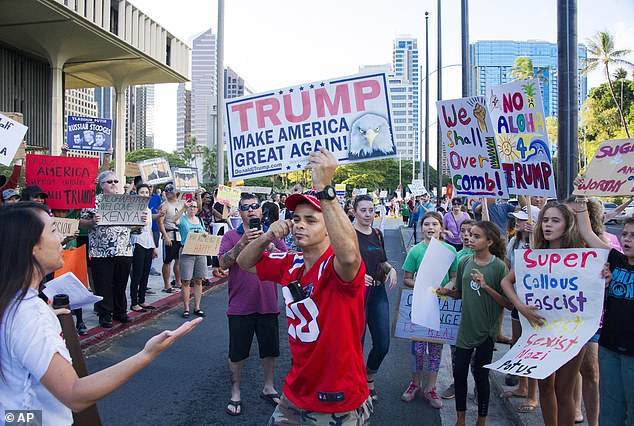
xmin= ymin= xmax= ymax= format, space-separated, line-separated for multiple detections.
xmin=26 ymin=154 xmax=99 ymax=209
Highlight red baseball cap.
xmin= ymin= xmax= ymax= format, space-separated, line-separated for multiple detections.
xmin=285 ymin=192 xmax=322 ymax=212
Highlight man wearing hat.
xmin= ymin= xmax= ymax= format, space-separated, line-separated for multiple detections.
xmin=2 ymin=188 xmax=20 ymax=203
xmin=237 ymin=147 xmax=372 ymax=424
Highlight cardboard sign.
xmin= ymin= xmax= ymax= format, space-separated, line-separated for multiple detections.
xmin=53 ymin=218 xmax=79 ymax=238
xmin=138 ymin=157 xmax=172 ymax=185
xmin=488 ymin=79 xmax=556 ymax=197
xmin=97 ymin=194 xmax=149 ymax=225
xmin=0 ymin=112 xmax=29 ymax=166
xmin=392 ymin=288 xmax=461 ymax=345
xmin=225 ymin=72 xmax=396 ymax=180
xmin=67 ymin=116 xmax=112 ymax=152
xmin=25 ymin=154 xmax=99 ymax=209
xmin=125 ymin=162 xmax=141 ymax=177
xmin=172 ymin=167 xmax=199 ymax=192
xmin=485 ymin=248 xmax=608 ymax=379
xmin=437 ymin=96 xmax=508 ymax=198
xmin=181 ymin=233 xmax=222 ymax=256
xmin=216 ymin=185 xmax=242 ymax=206
xmin=573 ymin=139 xmax=634 ymax=196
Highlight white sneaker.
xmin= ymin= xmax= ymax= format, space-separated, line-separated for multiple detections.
xmin=424 ymin=388 xmax=443 ymax=409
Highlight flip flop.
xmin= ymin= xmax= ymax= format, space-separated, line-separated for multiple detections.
xmin=227 ymin=400 xmax=242 ymax=416
xmin=500 ymin=390 xmax=527 ymax=399
xmin=260 ymin=392 xmax=281 ymax=406
xmin=516 ymin=404 xmax=538 ymax=414
xmin=182 ymin=311 xmax=190 ymax=318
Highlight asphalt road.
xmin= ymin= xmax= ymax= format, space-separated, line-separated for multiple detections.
xmin=85 ymin=220 xmax=514 ymax=425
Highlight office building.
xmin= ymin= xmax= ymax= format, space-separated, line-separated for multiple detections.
xmin=225 ymin=67 xmax=253 ymax=99
xmin=470 ymin=40 xmax=588 ymax=117
xmin=176 ymin=83 xmax=192 ymax=150
xmin=191 ymin=28 xmax=217 ymax=148
xmin=392 ymin=36 xmax=419 ymax=161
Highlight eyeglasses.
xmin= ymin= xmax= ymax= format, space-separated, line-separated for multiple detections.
xmin=239 ymin=202 xmax=261 ymax=211
xmin=103 ymin=180 xmax=119 ymax=184
xmin=164 ymin=187 xmax=174 ymax=192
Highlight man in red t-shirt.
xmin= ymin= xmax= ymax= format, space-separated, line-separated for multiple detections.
xmin=237 ymin=148 xmax=372 ymax=424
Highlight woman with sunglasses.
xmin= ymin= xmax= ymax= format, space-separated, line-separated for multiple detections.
xmin=80 ymin=171 xmax=147 ymax=329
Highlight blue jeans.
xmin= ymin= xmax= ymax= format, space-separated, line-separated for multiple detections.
xmin=599 ymin=345 xmax=634 ymax=425
xmin=362 ymin=284 xmax=390 ymax=374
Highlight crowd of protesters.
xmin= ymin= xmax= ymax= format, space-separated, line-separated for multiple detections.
xmin=1 ymin=145 xmax=634 ymax=425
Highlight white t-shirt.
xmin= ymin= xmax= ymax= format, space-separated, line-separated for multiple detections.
xmin=0 ymin=289 xmax=73 ymax=425
xmin=131 ymin=207 xmax=155 ymax=249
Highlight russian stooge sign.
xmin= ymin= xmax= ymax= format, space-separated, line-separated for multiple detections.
xmin=225 ymin=73 xmax=396 ymax=180
xmin=437 ymin=96 xmax=508 ymax=198
xmin=486 ymin=248 xmax=608 ymax=379
xmin=67 ymin=116 xmax=112 ymax=152
xmin=488 ymin=79 xmax=556 ymax=197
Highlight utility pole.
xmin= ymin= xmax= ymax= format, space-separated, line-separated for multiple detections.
xmin=557 ymin=0 xmax=579 ymax=199
xmin=436 ymin=0 xmax=443 ymax=206
xmin=461 ymin=0 xmax=469 ymax=98
xmin=216 ymin=0 xmax=225 ymax=185
xmin=424 ymin=11 xmax=430 ymax=190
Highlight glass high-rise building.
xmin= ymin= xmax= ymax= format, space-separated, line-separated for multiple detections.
xmin=392 ymin=36 xmax=419 ymax=160
xmin=191 ymin=28 xmax=217 ymax=149
xmin=470 ymin=40 xmax=587 ymax=117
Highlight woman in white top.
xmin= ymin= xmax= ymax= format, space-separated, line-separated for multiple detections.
xmin=0 ymin=202 xmax=201 ymax=425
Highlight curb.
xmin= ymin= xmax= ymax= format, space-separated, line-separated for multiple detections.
xmin=80 ymin=277 xmax=227 ymax=356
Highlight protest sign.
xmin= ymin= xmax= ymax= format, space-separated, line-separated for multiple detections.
xmin=379 ymin=190 xmax=388 ymax=199
xmin=485 ymin=248 xmax=608 ymax=379
xmin=0 ymin=112 xmax=29 ymax=166
xmin=54 ymin=245 xmax=88 ymax=287
xmin=43 ymin=272 xmax=102 ymax=310
xmin=172 ymin=167 xmax=199 ymax=192
xmin=138 ymin=157 xmax=172 ymax=185
xmin=67 ymin=116 xmax=112 ymax=152
xmin=335 ymin=184 xmax=346 ymax=197
xmin=411 ymin=238 xmax=457 ymax=330
xmin=125 ymin=162 xmax=140 ymax=177
xmin=225 ymin=72 xmax=396 ymax=180
xmin=408 ymin=179 xmax=429 ymax=196
xmin=97 ymin=194 xmax=149 ymax=225
xmin=239 ymin=186 xmax=272 ymax=194
xmin=573 ymin=139 xmax=634 ymax=196
xmin=358 ymin=188 xmax=368 ymax=196
xmin=488 ymin=79 xmax=556 ymax=197
xmin=437 ymin=96 xmax=508 ymax=198
xmin=216 ymin=185 xmax=242 ymax=206
xmin=181 ymin=234 xmax=222 ymax=256
xmin=392 ymin=288 xmax=461 ymax=345
xmin=25 ymin=154 xmax=98 ymax=209
xmin=53 ymin=218 xmax=79 ymax=238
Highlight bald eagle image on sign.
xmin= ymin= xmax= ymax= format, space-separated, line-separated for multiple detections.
xmin=225 ymin=72 xmax=396 ymax=180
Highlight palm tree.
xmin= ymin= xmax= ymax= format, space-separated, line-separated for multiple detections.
xmin=584 ymin=31 xmax=634 ymax=137
xmin=614 ymin=67 xmax=629 ymax=118
xmin=510 ymin=56 xmax=549 ymax=95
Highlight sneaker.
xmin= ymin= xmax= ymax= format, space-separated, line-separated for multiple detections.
xmin=401 ymin=382 xmax=420 ymax=402
xmin=76 ymin=321 xmax=88 ymax=336
xmin=441 ymin=383 xmax=455 ymax=399
xmin=149 ymin=268 xmax=161 ymax=276
xmin=424 ymin=388 xmax=443 ymax=409
xmin=145 ymin=288 xmax=156 ymax=295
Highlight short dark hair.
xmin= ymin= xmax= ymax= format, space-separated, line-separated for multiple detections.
xmin=136 ymin=183 xmax=150 ymax=193
xmin=353 ymin=194 xmax=374 ymax=210
xmin=239 ymin=193 xmax=258 ymax=207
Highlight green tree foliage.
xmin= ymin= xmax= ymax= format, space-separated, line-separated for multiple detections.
xmin=126 ymin=148 xmax=186 ymax=167
xmin=511 ymin=56 xmax=549 ymax=88
xmin=584 ymin=30 xmax=634 ymax=137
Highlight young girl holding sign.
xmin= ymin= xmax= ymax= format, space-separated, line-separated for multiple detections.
xmin=500 ymin=201 xmax=607 ymax=426
xmin=437 ymin=221 xmax=510 ymax=426
xmin=401 ymin=212 xmax=458 ymax=409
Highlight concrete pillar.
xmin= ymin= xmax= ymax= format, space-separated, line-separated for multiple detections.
xmin=50 ymin=65 xmax=64 ymax=155
xmin=114 ymin=86 xmax=127 ymax=185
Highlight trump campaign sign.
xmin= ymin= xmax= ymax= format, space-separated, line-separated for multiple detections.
xmin=485 ymin=248 xmax=608 ymax=379
xmin=225 ymin=73 xmax=396 ymax=181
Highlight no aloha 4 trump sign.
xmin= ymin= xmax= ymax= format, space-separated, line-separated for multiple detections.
xmin=485 ymin=248 xmax=608 ymax=379
xmin=488 ymin=79 xmax=556 ymax=197
xmin=225 ymin=73 xmax=396 ymax=181
xmin=437 ymin=96 xmax=508 ymax=198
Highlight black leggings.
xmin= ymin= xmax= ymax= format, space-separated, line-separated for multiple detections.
xmin=454 ymin=337 xmax=495 ymax=417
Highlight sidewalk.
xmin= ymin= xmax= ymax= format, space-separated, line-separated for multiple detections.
xmin=398 ymin=224 xmax=550 ymax=426
xmin=77 ymin=264 xmax=226 ymax=355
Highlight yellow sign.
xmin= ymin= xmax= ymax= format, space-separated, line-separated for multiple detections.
xmin=216 ymin=185 xmax=242 ymax=206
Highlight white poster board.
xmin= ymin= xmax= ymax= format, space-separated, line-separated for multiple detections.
xmin=485 ymin=248 xmax=608 ymax=379
xmin=573 ymin=139 xmax=634 ymax=196
xmin=0 ymin=112 xmax=28 ymax=166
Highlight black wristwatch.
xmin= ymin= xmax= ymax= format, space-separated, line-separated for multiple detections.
xmin=315 ymin=185 xmax=337 ymax=201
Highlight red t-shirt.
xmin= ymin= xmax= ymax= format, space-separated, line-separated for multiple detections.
xmin=256 ymin=246 xmax=369 ymax=412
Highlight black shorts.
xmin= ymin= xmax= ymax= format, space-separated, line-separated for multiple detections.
xmin=228 ymin=313 xmax=280 ymax=362
xmin=163 ymin=240 xmax=182 ymax=263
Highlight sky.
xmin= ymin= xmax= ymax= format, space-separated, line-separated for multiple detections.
xmin=130 ymin=0 xmax=634 ymax=169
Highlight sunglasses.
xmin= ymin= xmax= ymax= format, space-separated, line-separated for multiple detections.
xmin=164 ymin=187 xmax=174 ymax=192
xmin=239 ymin=202 xmax=261 ymax=211
xmin=103 ymin=180 xmax=119 ymax=184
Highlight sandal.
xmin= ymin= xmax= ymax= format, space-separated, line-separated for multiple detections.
xmin=194 ymin=309 xmax=206 ymax=317
xmin=260 ymin=392 xmax=281 ymax=406
xmin=367 ymin=380 xmax=378 ymax=401
xmin=182 ymin=311 xmax=190 ymax=318
xmin=130 ymin=305 xmax=147 ymax=313
xmin=139 ymin=304 xmax=156 ymax=310
xmin=227 ymin=400 xmax=242 ymax=416
xmin=516 ymin=403 xmax=538 ymax=413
